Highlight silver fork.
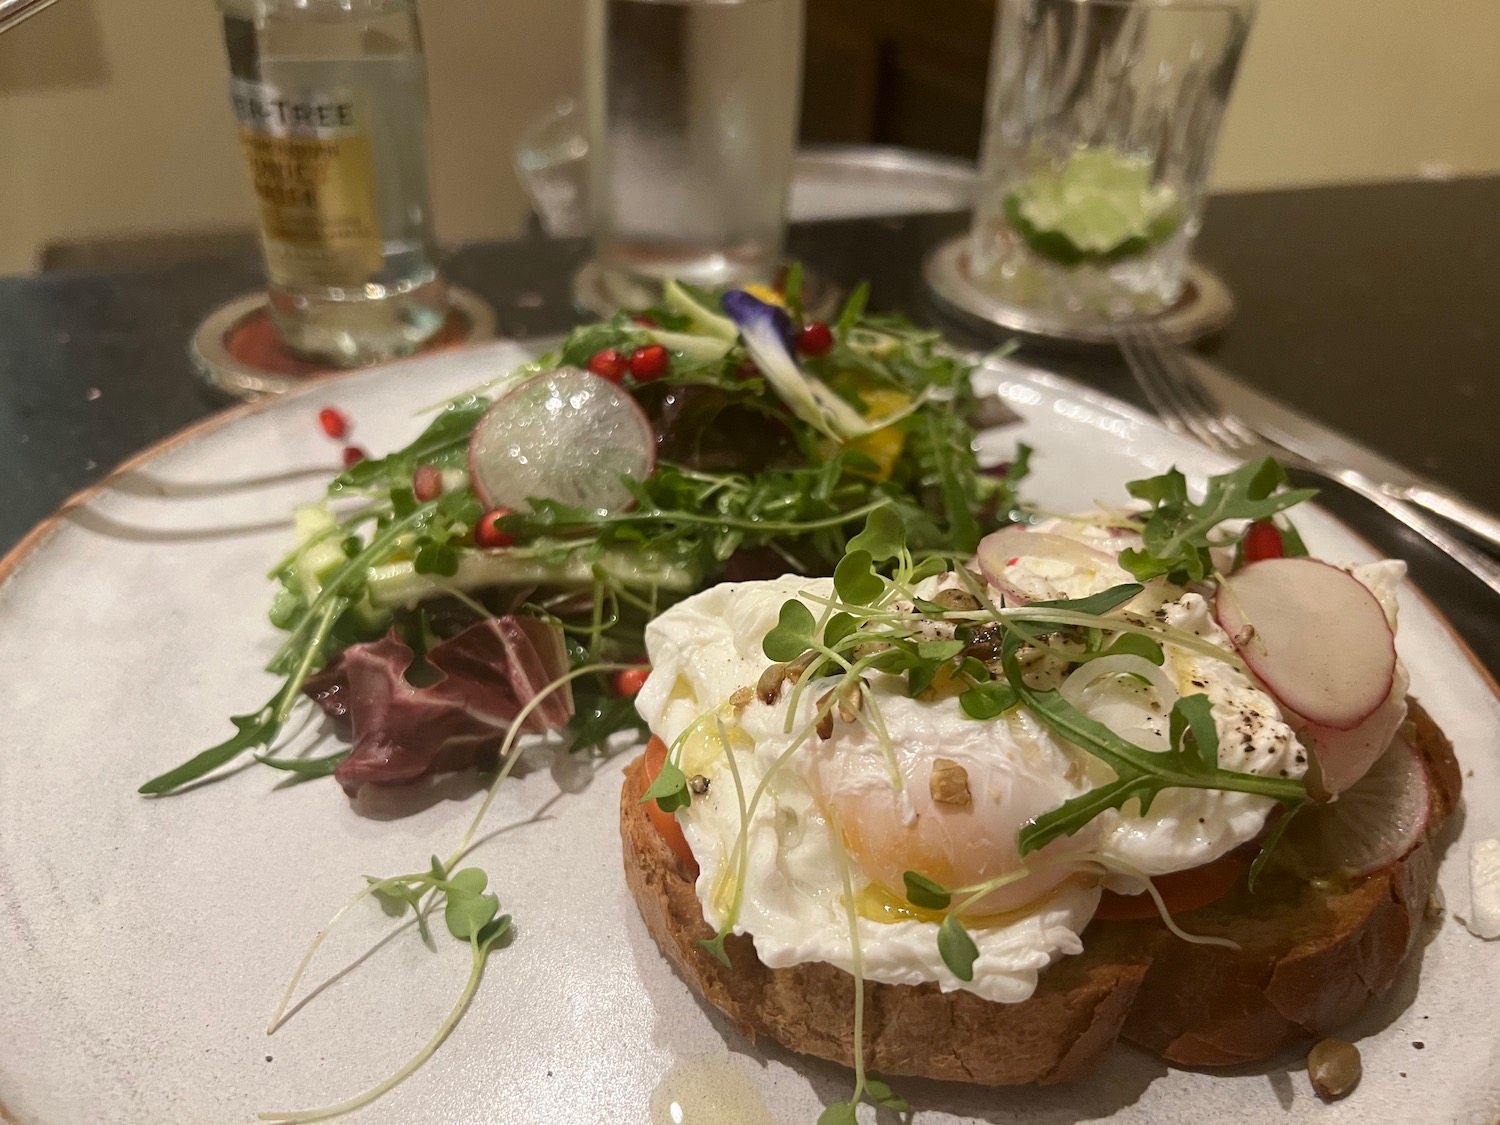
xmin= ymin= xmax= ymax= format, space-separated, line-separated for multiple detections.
xmin=1116 ymin=322 xmax=1500 ymax=599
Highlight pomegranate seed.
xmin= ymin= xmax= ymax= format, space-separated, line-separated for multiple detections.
xmin=412 ymin=464 xmax=444 ymax=502
xmin=631 ymin=313 xmax=658 ymax=327
xmin=587 ymin=348 xmax=628 ymax=383
xmin=341 ymin=445 xmax=368 ymax=468
xmin=318 ymin=407 xmax=349 ymax=439
xmin=628 ymin=344 xmax=669 ymax=382
xmin=612 ymin=665 xmax=651 ymax=696
xmin=474 ymin=508 xmax=515 ymax=549
xmin=1241 ymin=520 xmax=1286 ymax=564
xmin=737 ymin=361 xmax=760 ymax=380
xmin=796 ymin=322 xmax=834 ymax=357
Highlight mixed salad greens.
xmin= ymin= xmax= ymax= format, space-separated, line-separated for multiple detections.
xmin=141 ymin=273 xmax=1029 ymax=801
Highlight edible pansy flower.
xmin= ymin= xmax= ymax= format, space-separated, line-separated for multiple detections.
xmin=721 ymin=288 xmax=877 ymax=442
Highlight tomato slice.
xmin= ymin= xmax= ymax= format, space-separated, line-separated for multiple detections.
xmin=1093 ymin=852 xmax=1247 ymax=921
xmin=642 ymin=735 xmax=698 ymax=871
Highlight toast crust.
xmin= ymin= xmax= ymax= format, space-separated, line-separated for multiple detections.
xmin=620 ymin=699 xmax=1461 ymax=1084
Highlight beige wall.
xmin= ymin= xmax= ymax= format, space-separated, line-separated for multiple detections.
xmin=0 ymin=0 xmax=1497 ymax=276
xmin=1215 ymin=0 xmax=1500 ymax=190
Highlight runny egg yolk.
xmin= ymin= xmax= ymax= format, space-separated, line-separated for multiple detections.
xmin=813 ymin=735 xmax=1099 ymax=917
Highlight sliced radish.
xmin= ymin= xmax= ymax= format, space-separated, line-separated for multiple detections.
xmin=1280 ymin=733 xmax=1429 ymax=878
xmin=977 ymin=527 xmax=1129 ymax=605
xmin=1214 ymin=558 xmax=1396 ymax=732
xmin=467 ymin=368 xmax=656 ymax=517
xmin=1296 ymin=664 xmax=1410 ymax=796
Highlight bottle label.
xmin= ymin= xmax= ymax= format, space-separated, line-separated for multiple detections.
xmin=230 ymin=76 xmax=383 ymax=288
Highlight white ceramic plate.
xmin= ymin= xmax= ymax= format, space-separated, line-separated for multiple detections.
xmin=3 ymin=343 xmax=1498 ymax=1125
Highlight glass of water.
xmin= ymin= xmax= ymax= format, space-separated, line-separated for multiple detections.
xmin=970 ymin=0 xmax=1255 ymax=321
xmin=583 ymin=0 xmax=805 ymax=297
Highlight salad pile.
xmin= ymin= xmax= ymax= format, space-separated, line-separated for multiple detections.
xmin=141 ymin=273 xmax=1027 ymax=799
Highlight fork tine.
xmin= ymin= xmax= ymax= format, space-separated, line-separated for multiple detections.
xmin=1116 ymin=327 xmax=1189 ymax=428
xmin=1117 ymin=325 xmax=1231 ymax=453
xmin=1130 ymin=324 xmax=1251 ymax=455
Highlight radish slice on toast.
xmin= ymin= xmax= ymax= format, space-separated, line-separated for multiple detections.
xmin=467 ymin=368 xmax=656 ymax=518
xmin=1280 ymin=733 xmax=1429 ymax=878
xmin=1214 ymin=558 xmax=1396 ymax=732
xmin=1296 ymin=663 xmax=1410 ymax=797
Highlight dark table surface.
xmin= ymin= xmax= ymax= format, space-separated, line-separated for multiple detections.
xmin=2 ymin=176 xmax=1497 ymax=677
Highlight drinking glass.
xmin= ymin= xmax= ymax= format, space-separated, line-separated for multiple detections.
xmin=582 ymin=0 xmax=805 ymax=293
xmin=971 ymin=0 xmax=1255 ymax=321
xmin=220 ymin=0 xmax=447 ymax=366
xmin=514 ymin=99 xmax=591 ymax=238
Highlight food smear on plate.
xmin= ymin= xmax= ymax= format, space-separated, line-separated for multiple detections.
xmin=623 ymin=461 xmax=1461 ymax=1116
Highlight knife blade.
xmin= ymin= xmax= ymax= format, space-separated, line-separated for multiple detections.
xmin=1190 ymin=358 xmax=1500 ymax=550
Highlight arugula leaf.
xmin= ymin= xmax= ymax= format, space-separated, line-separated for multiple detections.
xmin=1029 ymin=583 xmax=1144 ymax=616
xmin=1248 ymin=799 xmax=1307 ymax=891
xmin=1086 ymin=632 xmax=1165 ymax=665
xmin=960 ymin=681 xmax=1019 ymax=719
xmin=782 ymin=261 xmax=805 ymax=321
xmin=1277 ymin=515 xmax=1310 ymax=557
xmin=567 ymin=689 xmax=649 ymax=753
xmin=332 ymin=397 xmax=488 ymax=492
xmin=255 ymin=749 xmax=351 ymax=777
xmin=834 ymin=282 xmax=869 ymax=339
xmin=1003 ymin=629 xmax=1306 ymax=855
xmin=1170 ymin=692 xmax=1220 ymax=771
xmin=1119 ymin=458 xmax=1317 ymax=583
xmin=921 ymin=411 xmax=982 ymax=554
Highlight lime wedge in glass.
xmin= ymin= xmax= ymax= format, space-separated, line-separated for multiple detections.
xmin=1003 ymin=147 xmax=1184 ymax=266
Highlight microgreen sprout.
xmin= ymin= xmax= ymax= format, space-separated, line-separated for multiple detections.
xmin=903 ymin=850 xmax=1241 ymax=982
xmin=817 ymin=813 xmax=911 ymax=1124
xmin=260 ymin=662 xmax=631 ymax=1121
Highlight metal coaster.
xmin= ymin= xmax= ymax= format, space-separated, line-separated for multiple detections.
xmin=923 ymin=233 xmax=1235 ymax=346
xmin=190 ymin=285 xmax=496 ymax=400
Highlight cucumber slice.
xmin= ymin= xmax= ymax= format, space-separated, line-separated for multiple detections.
xmin=467 ymin=368 xmax=656 ymax=518
xmin=291 ymin=504 xmax=347 ymax=601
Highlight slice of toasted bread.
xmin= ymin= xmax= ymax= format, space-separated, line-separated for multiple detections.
xmin=620 ymin=699 xmax=1461 ymax=1084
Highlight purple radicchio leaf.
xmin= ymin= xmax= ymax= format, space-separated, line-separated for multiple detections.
xmin=303 ymin=616 xmax=573 ymax=797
